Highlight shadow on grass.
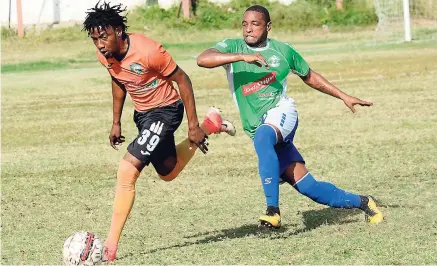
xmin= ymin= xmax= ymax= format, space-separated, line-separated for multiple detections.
xmin=119 ymin=207 xmax=364 ymax=259
xmin=270 ymin=207 xmax=361 ymax=240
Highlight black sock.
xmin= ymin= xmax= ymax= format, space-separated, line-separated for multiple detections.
xmin=359 ymin=195 xmax=369 ymax=210
xmin=267 ymin=206 xmax=280 ymax=215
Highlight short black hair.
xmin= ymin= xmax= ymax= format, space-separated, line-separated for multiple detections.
xmin=245 ymin=5 xmax=271 ymax=23
xmin=82 ymin=1 xmax=128 ymax=36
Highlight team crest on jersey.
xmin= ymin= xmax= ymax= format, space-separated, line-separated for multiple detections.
xmin=267 ymin=55 xmax=280 ymax=67
xmin=130 ymin=63 xmax=144 ymax=75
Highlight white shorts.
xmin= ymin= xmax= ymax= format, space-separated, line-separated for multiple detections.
xmin=262 ymin=96 xmax=298 ymax=142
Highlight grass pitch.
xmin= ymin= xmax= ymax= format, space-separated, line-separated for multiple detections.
xmin=2 ymin=28 xmax=437 ymax=264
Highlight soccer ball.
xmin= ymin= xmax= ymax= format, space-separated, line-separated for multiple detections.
xmin=63 ymin=232 xmax=103 ymax=266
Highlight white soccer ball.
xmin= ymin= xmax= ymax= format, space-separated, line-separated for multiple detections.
xmin=63 ymin=232 xmax=103 ymax=266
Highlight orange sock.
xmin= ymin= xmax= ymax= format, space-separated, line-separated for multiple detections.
xmin=105 ymin=159 xmax=140 ymax=247
xmin=159 ymin=124 xmax=210 ymax=181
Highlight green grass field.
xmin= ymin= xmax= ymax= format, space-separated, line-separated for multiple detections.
xmin=2 ymin=28 xmax=437 ymax=264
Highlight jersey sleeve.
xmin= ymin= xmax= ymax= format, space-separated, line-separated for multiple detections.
xmin=147 ymin=44 xmax=178 ymax=77
xmin=284 ymin=43 xmax=310 ymax=77
xmin=212 ymin=39 xmax=235 ymax=53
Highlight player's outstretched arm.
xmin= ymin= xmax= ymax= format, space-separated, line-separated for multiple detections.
xmin=110 ymin=78 xmax=126 ymax=149
xmin=168 ymin=67 xmax=208 ymax=153
xmin=301 ymin=69 xmax=373 ymax=113
xmin=197 ymin=48 xmax=268 ymax=69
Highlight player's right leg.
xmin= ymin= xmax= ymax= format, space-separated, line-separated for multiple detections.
xmin=256 ymin=96 xmax=299 ymax=229
xmin=254 ymin=124 xmax=282 ymax=229
xmin=103 ymin=152 xmax=144 ymax=263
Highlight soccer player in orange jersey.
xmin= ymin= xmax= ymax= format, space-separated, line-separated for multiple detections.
xmin=83 ymin=2 xmax=235 ymax=262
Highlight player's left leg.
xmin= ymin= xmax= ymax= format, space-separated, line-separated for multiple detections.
xmin=157 ymin=107 xmax=235 ymax=181
xmin=280 ymin=160 xmax=384 ymax=224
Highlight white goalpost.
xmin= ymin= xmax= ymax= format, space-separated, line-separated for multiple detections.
xmin=374 ymin=0 xmax=437 ymax=43
xmin=403 ymin=0 xmax=412 ymax=41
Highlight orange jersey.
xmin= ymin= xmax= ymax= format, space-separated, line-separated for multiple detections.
xmin=97 ymin=33 xmax=180 ymax=112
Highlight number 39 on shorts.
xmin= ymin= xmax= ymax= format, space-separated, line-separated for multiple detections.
xmin=137 ymin=121 xmax=164 ymax=156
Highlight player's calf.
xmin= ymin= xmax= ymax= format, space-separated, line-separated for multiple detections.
xmin=293 ymin=172 xmax=384 ymax=224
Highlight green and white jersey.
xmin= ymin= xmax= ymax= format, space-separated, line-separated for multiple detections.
xmin=212 ymin=38 xmax=310 ymax=138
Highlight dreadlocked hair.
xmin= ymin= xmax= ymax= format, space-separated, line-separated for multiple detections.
xmin=82 ymin=1 xmax=128 ymax=36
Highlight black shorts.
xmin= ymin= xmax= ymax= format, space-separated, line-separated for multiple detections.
xmin=127 ymin=100 xmax=184 ymax=174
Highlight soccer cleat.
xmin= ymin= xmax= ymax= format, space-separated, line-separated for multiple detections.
xmin=102 ymin=244 xmax=117 ymax=263
xmin=202 ymin=107 xmax=236 ymax=136
xmin=361 ymin=195 xmax=384 ymax=224
xmin=259 ymin=206 xmax=281 ymax=229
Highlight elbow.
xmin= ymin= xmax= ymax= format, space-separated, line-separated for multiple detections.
xmin=197 ymin=53 xmax=215 ymax=68
xmin=196 ymin=56 xmax=208 ymax=68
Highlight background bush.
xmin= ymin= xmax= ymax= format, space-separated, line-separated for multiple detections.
xmin=129 ymin=0 xmax=378 ymax=31
xmin=1 ymin=0 xmax=378 ymax=42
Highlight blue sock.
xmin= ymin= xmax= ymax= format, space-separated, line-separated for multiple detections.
xmin=294 ymin=173 xmax=361 ymax=208
xmin=254 ymin=125 xmax=280 ymax=208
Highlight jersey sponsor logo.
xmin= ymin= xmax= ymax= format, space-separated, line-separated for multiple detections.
xmin=267 ymin=55 xmax=280 ymax=67
xmin=242 ymin=72 xmax=277 ymax=96
xmin=133 ymin=79 xmax=159 ymax=93
xmin=130 ymin=63 xmax=144 ymax=75
xmin=142 ymin=79 xmax=159 ymax=89
xmin=258 ymin=91 xmax=280 ymax=98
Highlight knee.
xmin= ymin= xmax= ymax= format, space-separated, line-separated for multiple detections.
xmin=254 ymin=125 xmax=277 ymax=151
xmin=294 ymin=172 xmax=317 ymax=194
xmin=117 ymin=159 xmax=140 ymax=189
xmin=155 ymin=157 xmax=178 ymax=182
xmin=158 ymin=172 xmax=178 ymax=182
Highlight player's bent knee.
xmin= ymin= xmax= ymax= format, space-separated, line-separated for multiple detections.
xmin=154 ymin=157 xmax=178 ymax=181
xmin=158 ymin=172 xmax=178 ymax=182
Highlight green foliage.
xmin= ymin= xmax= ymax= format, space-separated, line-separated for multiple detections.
xmin=1 ymin=0 xmax=378 ymax=42
xmin=410 ymin=0 xmax=437 ymax=18
xmin=128 ymin=0 xmax=378 ymax=31
xmin=327 ymin=2 xmax=377 ymax=26
xmin=1 ymin=27 xmax=17 ymax=40
xmin=1 ymin=24 xmax=86 ymax=42
xmin=269 ymin=0 xmax=323 ymax=30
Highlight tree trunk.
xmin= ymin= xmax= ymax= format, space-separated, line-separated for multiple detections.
xmin=336 ymin=0 xmax=343 ymax=10
xmin=182 ymin=0 xmax=191 ymax=19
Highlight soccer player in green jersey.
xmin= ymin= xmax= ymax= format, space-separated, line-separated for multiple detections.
xmin=197 ymin=5 xmax=383 ymax=228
